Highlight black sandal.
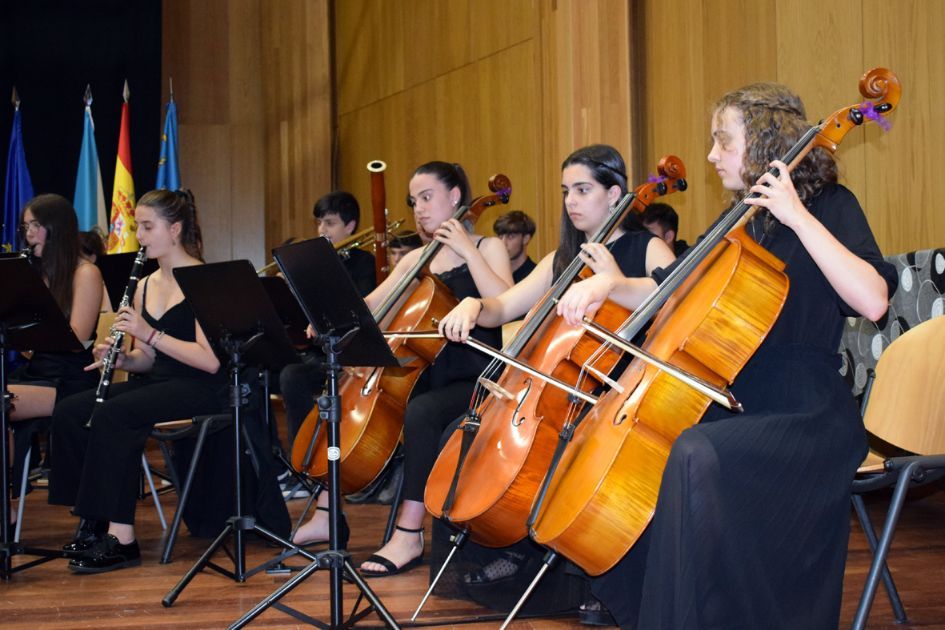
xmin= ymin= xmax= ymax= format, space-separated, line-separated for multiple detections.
xmin=360 ymin=525 xmax=424 ymax=578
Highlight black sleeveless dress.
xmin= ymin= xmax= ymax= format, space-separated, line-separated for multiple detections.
xmin=429 ymin=229 xmax=658 ymax=613
xmin=49 ymin=275 xmax=228 ymax=526
xmin=594 ymin=184 xmax=898 ymax=629
xmin=399 ymin=238 xmax=505 ymax=504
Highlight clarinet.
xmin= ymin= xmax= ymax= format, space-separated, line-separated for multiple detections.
xmin=85 ymin=247 xmax=147 ymax=429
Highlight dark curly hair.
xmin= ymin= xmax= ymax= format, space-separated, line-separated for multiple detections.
xmin=713 ymin=83 xmax=838 ymax=239
xmin=137 ymin=189 xmax=204 ymax=260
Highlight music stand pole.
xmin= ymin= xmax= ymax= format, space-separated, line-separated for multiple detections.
xmin=230 ymin=238 xmax=400 ymax=628
xmin=230 ymin=328 xmax=398 ymax=629
xmin=161 ymin=260 xmax=310 ymax=606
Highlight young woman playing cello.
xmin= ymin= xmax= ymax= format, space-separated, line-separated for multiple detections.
xmin=48 ymin=189 xmax=226 ymax=573
xmin=590 ymin=83 xmax=897 ymax=628
xmin=439 ymin=144 xmax=675 ymax=341
xmin=290 ymin=161 xmax=513 ymax=577
xmin=436 ymin=144 xmax=674 ymax=612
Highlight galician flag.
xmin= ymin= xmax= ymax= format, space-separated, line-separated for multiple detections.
xmin=107 ymin=80 xmax=137 ymax=253
xmin=155 ymin=89 xmax=180 ymax=190
xmin=73 ymin=85 xmax=107 ymax=232
xmin=3 ymin=88 xmax=34 ymax=252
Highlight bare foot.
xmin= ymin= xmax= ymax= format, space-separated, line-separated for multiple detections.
xmin=360 ymin=528 xmax=423 ymax=574
xmin=292 ymin=511 xmax=329 ymax=546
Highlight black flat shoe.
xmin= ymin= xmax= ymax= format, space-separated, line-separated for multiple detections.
xmin=68 ymin=534 xmax=141 ymax=574
xmin=579 ymin=597 xmax=617 ymax=627
xmin=62 ymin=518 xmax=107 ymax=556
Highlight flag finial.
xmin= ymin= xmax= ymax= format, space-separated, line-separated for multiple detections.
xmin=169 ymin=76 xmax=174 ymax=102
xmin=84 ymin=84 xmax=93 ymax=107
xmin=123 ymin=79 xmax=130 ymax=103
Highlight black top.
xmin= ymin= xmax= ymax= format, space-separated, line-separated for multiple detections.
xmin=653 ymin=184 xmax=897 ymax=361
xmin=428 ymin=239 xmax=503 ymax=388
xmin=142 ymin=276 xmax=222 ymax=382
xmin=342 ymin=247 xmax=377 ymax=297
xmin=609 ymin=229 xmax=656 ymax=278
xmin=512 ymin=256 xmax=537 ymax=284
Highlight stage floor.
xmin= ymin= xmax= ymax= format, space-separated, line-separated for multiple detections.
xmin=4 ymin=452 xmax=945 ymax=629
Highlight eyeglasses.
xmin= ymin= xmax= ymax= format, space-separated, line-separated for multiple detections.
xmin=20 ymin=220 xmax=43 ymax=233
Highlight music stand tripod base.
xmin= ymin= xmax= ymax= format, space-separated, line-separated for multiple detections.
xmin=230 ymin=238 xmax=400 ymax=628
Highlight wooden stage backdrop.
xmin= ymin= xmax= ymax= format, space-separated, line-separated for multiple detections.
xmin=162 ymin=0 xmax=943 ymax=268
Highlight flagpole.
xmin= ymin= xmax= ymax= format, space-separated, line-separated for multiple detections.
xmin=11 ymin=86 xmax=19 ymax=111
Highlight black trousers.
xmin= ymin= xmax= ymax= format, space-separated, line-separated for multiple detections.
xmin=48 ymin=376 xmax=222 ymax=525
xmin=401 ymin=378 xmax=476 ymax=503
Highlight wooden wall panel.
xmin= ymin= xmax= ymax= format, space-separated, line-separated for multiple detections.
xmin=165 ymin=0 xmax=942 ymax=276
xmin=163 ymin=0 xmax=331 ymax=268
xmin=335 ymin=41 xmax=541 ymax=251
xmin=537 ymin=0 xmax=635 ymax=255
xmin=863 ymin=0 xmax=945 ymax=253
xmin=162 ymin=0 xmax=265 ymax=265
xmin=259 ymin=0 xmax=333 ymax=256
xmin=776 ymin=0 xmax=868 ymax=233
xmin=639 ymin=0 xmax=942 ymax=255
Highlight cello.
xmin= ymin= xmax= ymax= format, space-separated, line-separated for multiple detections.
xmin=528 ymin=68 xmax=902 ymax=577
xmin=291 ymin=174 xmax=512 ymax=493
xmin=424 ymin=157 xmax=688 ymax=547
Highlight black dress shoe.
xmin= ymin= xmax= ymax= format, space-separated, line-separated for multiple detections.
xmin=62 ymin=518 xmax=107 ymax=556
xmin=68 ymin=534 xmax=141 ymax=573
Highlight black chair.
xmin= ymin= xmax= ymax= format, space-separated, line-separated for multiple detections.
xmin=849 ymin=315 xmax=945 ymax=629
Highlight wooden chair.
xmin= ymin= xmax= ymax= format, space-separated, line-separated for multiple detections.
xmin=850 ymin=315 xmax=945 ymax=629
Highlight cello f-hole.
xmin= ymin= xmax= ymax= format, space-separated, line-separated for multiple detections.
xmin=511 ymin=379 xmax=533 ymax=427
xmin=614 ymin=412 xmax=628 ymax=426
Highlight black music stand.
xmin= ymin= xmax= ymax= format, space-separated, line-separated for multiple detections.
xmin=96 ymin=251 xmax=158 ymax=311
xmin=230 ymin=238 xmax=399 ymax=629
xmin=162 ymin=260 xmax=310 ymax=606
xmin=0 ymin=257 xmax=84 ymax=579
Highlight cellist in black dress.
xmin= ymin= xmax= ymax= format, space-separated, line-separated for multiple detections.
xmin=589 ymin=83 xmax=898 ymax=628
xmin=290 ymin=161 xmax=513 ymax=578
xmin=437 ymin=144 xmax=674 ymax=616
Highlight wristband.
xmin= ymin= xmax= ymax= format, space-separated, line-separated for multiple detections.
xmin=153 ymin=330 xmax=166 ymax=348
xmin=146 ymin=329 xmax=157 ymax=345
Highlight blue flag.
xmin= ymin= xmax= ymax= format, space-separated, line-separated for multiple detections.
xmin=156 ymin=99 xmax=180 ymax=190
xmin=3 ymin=106 xmax=34 ymax=252
xmin=73 ymin=103 xmax=107 ymax=232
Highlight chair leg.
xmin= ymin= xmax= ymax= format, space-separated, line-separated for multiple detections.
xmin=851 ymin=494 xmax=907 ymax=623
xmin=852 ymin=461 xmax=920 ymax=630
xmin=14 ymin=446 xmax=31 ymax=543
xmin=142 ymin=453 xmax=167 ymax=530
xmin=160 ymin=418 xmax=213 ymax=564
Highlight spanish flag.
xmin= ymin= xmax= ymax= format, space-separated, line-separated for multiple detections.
xmin=107 ymin=80 xmax=137 ymax=253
